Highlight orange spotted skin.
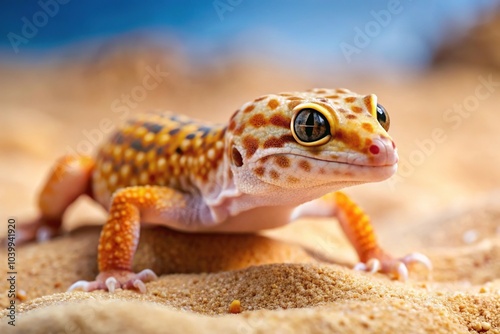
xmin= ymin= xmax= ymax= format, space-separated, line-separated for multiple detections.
xmin=18 ymin=88 xmax=431 ymax=292
xmin=92 ymin=112 xmax=226 ymax=208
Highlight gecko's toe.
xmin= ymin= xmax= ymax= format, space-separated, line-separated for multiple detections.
xmin=122 ymin=269 xmax=157 ymax=292
xmin=395 ymin=262 xmax=409 ymax=281
xmin=136 ymin=269 xmax=158 ymax=282
xmin=105 ymin=277 xmax=118 ymax=293
xmin=401 ymin=252 xmax=433 ymax=271
xmin=67 ymin=280 xmax=102 ymax=292
xmin=354 ymin=258 xmax=381 ymax=273
xmin=68 ymin=269 xmax=158 ymax=293
xmin=353 ymin=251 xmax=432 ymax=281
xmin=132 ymin=279 xmax=147 ymax=293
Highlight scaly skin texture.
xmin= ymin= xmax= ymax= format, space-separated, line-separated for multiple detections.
xmin=16 ymin=88 xmax=431 ymax=293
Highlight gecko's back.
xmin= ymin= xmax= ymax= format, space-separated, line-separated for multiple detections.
xmin=92 ymin=112 xmax=226 ymax=207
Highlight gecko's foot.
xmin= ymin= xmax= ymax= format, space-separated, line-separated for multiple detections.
xmin=68 ymin=269 xmax=158 ymax=293
xmin=354 ymin=252 xmax=432 ymax=281
xmin=1 ymin=217 xmax=62 ymax=246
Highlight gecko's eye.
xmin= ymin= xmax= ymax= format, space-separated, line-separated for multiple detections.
xmin=291 ymin=107 xmax=332 ymax=146
xmin=375 ymin=104 xmax=390 ymax=131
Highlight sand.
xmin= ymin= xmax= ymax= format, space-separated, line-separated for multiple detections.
xmin=1 ymin=32 xmax=500 ymax=332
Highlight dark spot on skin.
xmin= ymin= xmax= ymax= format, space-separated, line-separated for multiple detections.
xmin=269 ymin=114 xmax=291 ymax=128
xmin=344 ymin=97 xmax=356 ymax=103
xmin=316 ymin=89 xmax=327 ymax=94
xmin=336 ymin=89 xmax=349 ymax=94
xmin=243 ymin=136 xmax=259 ymax=158
xmin=186 ymin=133 xmax=196 ymax=139
xmin=169 ymin=115 xmax=193 ymax=126
xmin=199 ymin=127 xmax=212 ymax=138
xmin=260 ymin=156 xmax=270 ymax=163
xmin=175 ymin=147 xmax=183 ymax=154
xmin=270 ymin=169 xmax=279 ymax=180
xmin=131 ymin=139 xmax=146 ymax=152
xmin=351 ymin=106 xmax=363 ymax=113
xmin=254 ymin=96 xmax=267 ymax=102
xmin=232 ymin=147 xmax=243 ymax=167
xmin=307 ymin=147 xmax=322 ymax=156
xmin=111 ymin=133 xmax=125 ymax=144
xmin=219 ymin=127 xmax=227 ymax=137
xmin=169 ymin=128 xmax=181 ymax=135
xmin=286 ymin=97 xmax=301 ymax=100
xmin=264 ymin=136 xmax=286 ymax=148
xmin=279 ymin=93 xmax=292 ymax=96
xmin=338 ymin=108 xmax=349 ymax=114
xmin=335 ymin=129 xmax=361 ymax=149
xmin=249 ymin=113 xmax=267 ymax=128
xmin=228 ymin=120 xmax=237 ymax=131
xmin=143 ymin=122 xmax=163 ymax=134
xmin=318 ymin=98 xmax=329 ymax=103
xmin=363 ymin=95 xmax=374 ymax=112
xmin=299 ymin=160 xmax=311 ymax=172
xmin=267 ymin=99 xmax=279 ymax=110
xmin=156 ymin=147 xmax=165 ymax=156
xmin=254 ymin=166 xmax=265 ymax=176
xmin=287 ymin=101 xmax=301 ymax=110
xmin=229 ymin=110 xmax=239 ymax=122
xmin=275 ymin=156 xmax=290 ymax=168
xmin=234 ymin=124 xmax=245 ymax=136
xmin=287 ymin=176 xmax=299 ymax=183
xmin=244 ymin=105 xmax=255 ymax=113
xmin=346 ymin=114 xmax=357 ymax=119
xmin=362 ymin=123 xmax=374 ymax=132
xmin=325 ymin=95 xmax=340 ymax=99
xmin=280 ymin=134 xmax=296 ymax=144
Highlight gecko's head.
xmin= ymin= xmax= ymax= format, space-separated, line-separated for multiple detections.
xmin=225 ymin=88 xmax=398 ymax=195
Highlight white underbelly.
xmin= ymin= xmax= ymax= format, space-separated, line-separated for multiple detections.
xmin=203 ymin=206 xmax=294 ymax=233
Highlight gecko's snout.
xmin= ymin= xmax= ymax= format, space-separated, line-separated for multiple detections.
xmin=367 ymin=137 xmax=398 ymax=166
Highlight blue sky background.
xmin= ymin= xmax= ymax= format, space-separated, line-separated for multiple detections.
xmin=0 ymin=0 xmax=499 ymax=70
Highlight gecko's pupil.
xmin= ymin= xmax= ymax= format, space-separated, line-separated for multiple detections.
xmin=294 ymin=109 xmax=329 ymax=143
xmin=375 ymin=104 xmax=390 ymax=131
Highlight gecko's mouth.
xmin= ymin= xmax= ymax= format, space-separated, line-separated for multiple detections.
xmin=250 ymin=153 xmax=397 ymax=186
xmin=261 ymin=153 xmax=398 ymax=168
xmin=294 ymin=154 xmax=397 ymax=168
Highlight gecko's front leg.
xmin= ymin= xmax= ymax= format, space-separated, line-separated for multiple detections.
xmin=69 ymin=185 xmax=202 ymax=293
xmin=292 ymin=191 xmax=432 ymax=280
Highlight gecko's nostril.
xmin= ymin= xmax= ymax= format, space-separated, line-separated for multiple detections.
xmin=369 ymin=144 xmax=380 ymax=155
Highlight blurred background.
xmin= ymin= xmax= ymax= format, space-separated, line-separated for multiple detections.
xmin=1 ymin=0 xmax=500 ymax=250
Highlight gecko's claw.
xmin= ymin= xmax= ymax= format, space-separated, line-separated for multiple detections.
xmin=67 ymin=269 xmax=158 ymax=293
